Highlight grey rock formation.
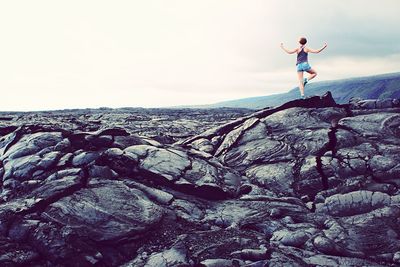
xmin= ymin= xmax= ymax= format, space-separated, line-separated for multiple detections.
xmin=0 ymin=92 xmax=399 ymax=266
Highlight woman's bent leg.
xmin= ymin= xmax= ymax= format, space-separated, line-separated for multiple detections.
xmin=306 ymin=68 xmax=317 ymax=81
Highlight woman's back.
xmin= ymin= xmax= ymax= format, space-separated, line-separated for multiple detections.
xmin=296 ymin=46 xmax=308 ymax=65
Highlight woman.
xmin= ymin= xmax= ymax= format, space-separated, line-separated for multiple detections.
xmin=280 ymin=37 xmax=327 ymax=99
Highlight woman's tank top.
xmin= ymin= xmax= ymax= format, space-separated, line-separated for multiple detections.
xmin=296 ymin=46 xmax=308 ymax=65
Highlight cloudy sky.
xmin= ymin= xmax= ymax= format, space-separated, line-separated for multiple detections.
xmin=1 ymin=0 xmax=399 ymax=111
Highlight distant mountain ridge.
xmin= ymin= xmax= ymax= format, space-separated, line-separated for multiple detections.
xmin=196 ymin=72 xmax=400 ymax=109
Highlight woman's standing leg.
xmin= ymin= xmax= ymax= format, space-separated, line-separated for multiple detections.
xmin=297 ymin=71 xmax=305 ymax=97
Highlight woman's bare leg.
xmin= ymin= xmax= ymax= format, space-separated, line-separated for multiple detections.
xmin=306 ymin=68 xmax=317 ymax=81
xmin=297 ymin=71 xmax=305 ymax=96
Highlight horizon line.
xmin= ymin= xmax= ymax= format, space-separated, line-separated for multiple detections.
xmin=1 ymin=71 xmax=399 ymax=113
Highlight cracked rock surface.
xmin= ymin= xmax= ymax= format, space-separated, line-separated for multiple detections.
xmin=0 ymin=92 xmax=400 ymax=266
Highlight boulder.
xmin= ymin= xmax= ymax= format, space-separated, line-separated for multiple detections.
xmin=41 ymin=179 xmax=164 ymax=242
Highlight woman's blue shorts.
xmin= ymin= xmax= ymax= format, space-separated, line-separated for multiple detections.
xmin=296 ymin=62 xmax=311 ymax=72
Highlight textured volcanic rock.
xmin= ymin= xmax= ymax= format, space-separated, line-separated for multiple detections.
xmin=0 ymin=107 xmax=250 ymax=145
xmin=0 ymin=93 xmax=400 ymax=266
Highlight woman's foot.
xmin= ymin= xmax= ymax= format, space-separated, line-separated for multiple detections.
xmin=303 ymin=78 xmax=308 ymax=86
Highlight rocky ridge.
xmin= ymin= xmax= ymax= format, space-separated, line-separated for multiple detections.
xmin=0 ymin=92 xmax=399 ymax=266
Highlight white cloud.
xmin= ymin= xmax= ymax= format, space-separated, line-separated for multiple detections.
xmin=316 ymin=54 xmax=400 ymax=80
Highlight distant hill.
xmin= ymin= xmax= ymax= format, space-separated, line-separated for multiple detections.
xmin=198 ymin=72 xmax=400 ymax=109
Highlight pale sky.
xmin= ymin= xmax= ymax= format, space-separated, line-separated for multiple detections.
xmin=1 ymin=0 xmax=399 ymax=111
